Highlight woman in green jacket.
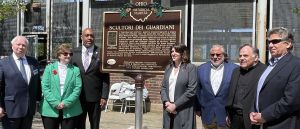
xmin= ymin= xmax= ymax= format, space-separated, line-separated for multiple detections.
xmin=40 ymin=44 xmax=82 ymax=129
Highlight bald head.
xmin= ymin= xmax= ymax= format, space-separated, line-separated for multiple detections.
xmin=81 ymin=28 xmax=94 ymax=48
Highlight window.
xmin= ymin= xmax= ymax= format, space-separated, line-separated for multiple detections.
xmin=191 ymin=0 xmax=255 ymax=63
xmin=271 ymin=0 xmax=300 ymax=57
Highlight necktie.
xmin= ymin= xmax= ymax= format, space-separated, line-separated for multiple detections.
xmin=83 ymin=50 xmax=90 ymax=71
xmin=269 ymin=58 xmax=279 ymax=66
xmin=19 ymin=58 xmax=28 ymax=84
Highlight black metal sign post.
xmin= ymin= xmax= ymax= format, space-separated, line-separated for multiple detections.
xmin=124 ymin=73 xmax=154 ymax=129
xmin=134 ymin=74 xmax=144 ymax=129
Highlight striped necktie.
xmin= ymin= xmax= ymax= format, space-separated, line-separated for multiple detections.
xmin=83 ymin=50 xmax=90 ymax=71
xmin=19 ymin=58 xmax=28 ymax=84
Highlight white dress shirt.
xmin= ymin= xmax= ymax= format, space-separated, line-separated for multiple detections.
xmin=169 ymin=66 xmax=180 ymax=102
xmin=12 ymin=53 xmax=31 ymax=85
xmin=58 ymin=62 xmax=68 ymax=96
xmin=210 ymin=63 xmax=224 ymax=95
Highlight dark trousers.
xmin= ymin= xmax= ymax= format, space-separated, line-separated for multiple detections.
xmin=2 ymin=115 xmax=33 ymax=129
xmin=230 ymin=114 xmax=245 ymax=129
xmin=169 ymin=113 xmax=175 ymax=129
xmin=42 ymin=110 xmax=78 ymax=129
xmin=76 ymin=101 xmax=101 ymax=129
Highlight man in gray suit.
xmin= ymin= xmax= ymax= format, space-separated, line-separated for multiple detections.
xmin=250 ymin=27 xmax=300 ymax=129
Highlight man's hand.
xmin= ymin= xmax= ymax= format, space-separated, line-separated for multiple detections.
xmin=250 ymin=112 xmax=265 ymax=125
xmin=166 ymin=103 xmax=177 ymax=114
xmin=0 ymin=107 xmax=6 ymax=118
xmin=226 ymin=116 xmax=231 ymax=127
xmin=250 ymin=112 xmax=258 ymax=124
xmin=100 ymin=99 xmax=107 ymax=109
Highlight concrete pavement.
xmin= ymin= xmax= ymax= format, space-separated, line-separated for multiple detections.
xmin=9 ymin=104 xmax=203 ymax=129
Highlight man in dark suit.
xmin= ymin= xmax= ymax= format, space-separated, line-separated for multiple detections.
xmin=72 ymin=28 xmax=109 ymax=129
xmin=0 ymin=36 xmax=41 ymax=129
xmin=196 ymin=44 xmax=238 ymax=129
xmin=226 ymin=44 xmax=266 ymax=129
xmin=250 ymin=27 xmax=300 ymax=129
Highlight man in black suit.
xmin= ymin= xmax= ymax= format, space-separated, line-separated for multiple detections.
xmin=0 ymin=36 xmax=41 ymax=129
xmin=72 ymin=28 xmax=109 ymax=129
xmin=226 ymin=44 xmax=266 ymax=129
xmin=250 ymin=27 xmax=300 ymax=129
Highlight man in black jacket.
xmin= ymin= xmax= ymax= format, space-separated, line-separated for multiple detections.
xmin=226 ymin=44 xmax=266 ymax=129
xmin=72 ymin=28 xmax=109 ymax=129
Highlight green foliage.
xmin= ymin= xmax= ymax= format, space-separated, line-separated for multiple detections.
xmin=0 ymin=0 xmax=26 ymax=21
xmin=119 ymin=2 xmax=165 ymax=18
xmin=292 ymin=7 xmax=300 ymax=15
xmin=152 ymin=2 xmax=163 ymax=17
xmin=120 ymin=3 xmax=132 ymax=18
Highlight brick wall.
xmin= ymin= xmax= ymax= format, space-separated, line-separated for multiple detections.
xmin=110 ymin=73 xmax=163 ymax=104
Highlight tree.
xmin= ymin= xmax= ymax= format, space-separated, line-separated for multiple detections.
xmin=0 ymin=0 xmax=26 ymax=21
xmin=292 ymin=7 xmax=300 ymax=15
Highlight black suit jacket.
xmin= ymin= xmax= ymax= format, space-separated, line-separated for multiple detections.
xmin=226 ymin=61 xmax=266 ymax=129
xmin=72 ymin=46 xmax=109 ymax=102
xmin=255 ymin=53 xmax=300 ymax=129
xmin=0 ymin=55 xmax=41 ymax=118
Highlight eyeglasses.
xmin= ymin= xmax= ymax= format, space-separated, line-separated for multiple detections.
xmin=210 ymin=53 xmax=222 ymax=57
xmin=267 ymin=39 xmax=285 ymax=44
xmin=62 ymin=52 xmax=73 ymax=56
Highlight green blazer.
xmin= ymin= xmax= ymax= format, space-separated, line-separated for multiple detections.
xmin=40 ymin=62 xmax=82 ymax=118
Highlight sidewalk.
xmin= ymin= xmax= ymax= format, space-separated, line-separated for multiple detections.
xmin=28 ymin=104 xmax=202 ymax=129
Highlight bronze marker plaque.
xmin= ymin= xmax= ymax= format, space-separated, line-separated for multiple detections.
xmin=101 ymin=1 xmax=181 ymax=73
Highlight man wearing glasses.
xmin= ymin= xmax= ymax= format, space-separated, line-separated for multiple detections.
xmin=195 ymin=44 xmax=237 ymax=129
xmin=250 ymin=27 xmax=300 ymax=129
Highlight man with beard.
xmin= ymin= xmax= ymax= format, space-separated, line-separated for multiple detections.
xmin=196 ymin=44 xmax=238 ymax=129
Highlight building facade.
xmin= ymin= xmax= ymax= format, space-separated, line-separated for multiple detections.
xmin=1 ymin=0 xmax=300 ymax=103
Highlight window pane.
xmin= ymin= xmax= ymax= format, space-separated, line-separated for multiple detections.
xmin=0 ymin=18 xmax=18 ymax=56
xmin=91 ymin=0 xmax=130 ymax=47
xmin=192 ymin=0 xmax=254 ymax=63
xmin=52 ymin=1 xmax=79 ymax=58
xmin=170 ymin=0 xmax=187 ymax=43
xmin=24 ymin=1 xmax=47 ymax=32
xmin=272 ymin=0 xmax=300 ymax=57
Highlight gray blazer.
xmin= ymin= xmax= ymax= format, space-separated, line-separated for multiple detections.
xmin=160 ymin=63 xmax=198 ymax=129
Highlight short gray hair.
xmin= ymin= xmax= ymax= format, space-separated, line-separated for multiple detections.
xmin=267 ymin=27 xmax=294 ymax=51
xmin=11 ymin=36 xmax=29 ymax=45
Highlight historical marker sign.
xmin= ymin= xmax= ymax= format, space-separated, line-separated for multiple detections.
xmin=101 ymin=0 xmax=181 ymax=73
